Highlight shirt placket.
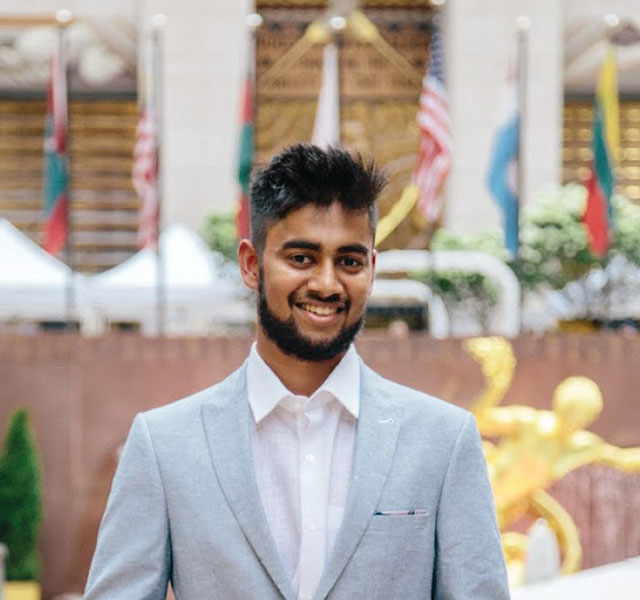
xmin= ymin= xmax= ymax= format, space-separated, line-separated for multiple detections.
xmin=296 ymin=400 xmax=328 ymax=600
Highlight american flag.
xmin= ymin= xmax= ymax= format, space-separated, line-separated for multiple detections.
xmin=132 ymin=33 xmax=159 ymax=249
xmin=414 ymin=19 xmax=452 ymax=223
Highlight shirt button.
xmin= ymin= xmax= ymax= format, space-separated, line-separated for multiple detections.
xmin=304 ymin=453 xmax=315 ymax=463
xmin=308 ymin=522 xmax=318 ymax=531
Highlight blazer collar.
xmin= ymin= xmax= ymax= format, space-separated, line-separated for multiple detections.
xmin=200 ymin=363 xmax=297 ymax=600
xmin=313 ymin=361 xmax=403 ymax=600
xmin=200 ymin=360 xmax=403 ymax=600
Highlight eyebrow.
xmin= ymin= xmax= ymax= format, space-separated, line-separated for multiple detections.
xmin=281 ymin=240 xmax=370 ymax=256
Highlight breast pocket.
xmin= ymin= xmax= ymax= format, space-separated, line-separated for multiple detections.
xmin=366 ymin=512 xmax=431 ymax=537
xmin=337 ymin=512 xmax=435 ymax=599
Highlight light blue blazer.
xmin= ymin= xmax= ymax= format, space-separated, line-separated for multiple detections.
xmin=85 ymin=360 xmax=510 ymax=599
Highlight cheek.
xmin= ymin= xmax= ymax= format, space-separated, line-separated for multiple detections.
xmin=347 ymin=277 xmax=373 ymax=308
xmin=262 ymin=268 xmax=301 ymax=309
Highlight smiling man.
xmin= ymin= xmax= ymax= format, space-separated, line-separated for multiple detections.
xmin=85 ymin=145 xmax=509 ymax=600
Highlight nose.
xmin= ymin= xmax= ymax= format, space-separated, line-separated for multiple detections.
xmin=307 ymin=260 xmax=343 ymax=299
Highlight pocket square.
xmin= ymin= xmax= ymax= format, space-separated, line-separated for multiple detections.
xmin=374 ymin=509 xmax=429 ymax=516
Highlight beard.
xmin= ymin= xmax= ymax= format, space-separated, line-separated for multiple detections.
xmin=257 ymin=276 xmax=365 ymax=362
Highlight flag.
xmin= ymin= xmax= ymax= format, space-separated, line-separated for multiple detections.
xmin=487 ymin=40 xmax=520 ymax=257
xmin=133 ymin=32 xmax=159 ymax=249
xmin=414 ymin=19 xmax=452 ymax=223
xmin=236 ymin=58 xmax=254 ymax=240
xmin=311 ymin=42 xmax=340 ymax=148
xmin=582 ymin=43 xmax=619 ymax=257
xmin=43 ymin=35 xmax=69 ymax=256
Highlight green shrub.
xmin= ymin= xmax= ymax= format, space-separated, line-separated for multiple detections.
xmin=0 ymin=409 xmax=43 ymax=580
xmin=516 ymin=184 xmax=640 ymax=290
xmin=411 ymin=230 xmax=504 ymax=331
xmin=200 ymin=212 xmax=238 ymax=263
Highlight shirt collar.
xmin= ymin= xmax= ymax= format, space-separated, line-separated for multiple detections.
xmin=247 ymin=342 xmax=360 ymax=423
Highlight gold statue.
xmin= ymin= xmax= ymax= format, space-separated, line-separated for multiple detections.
xmin=464 ymin=337 xmax=640 ymax=583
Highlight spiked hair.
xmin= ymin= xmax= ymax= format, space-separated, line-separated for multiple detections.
xmin=249 ymin=144 xmax=386 ymax=253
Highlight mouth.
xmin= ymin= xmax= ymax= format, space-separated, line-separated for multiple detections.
xmin=294 ymin=301 xmax=346 ymax=326
xmin=298 ymin=303 xmax=343 ymax=316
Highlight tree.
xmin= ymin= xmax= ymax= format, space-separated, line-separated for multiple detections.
xmin=0 ymin=409 xmax=43 ymax=580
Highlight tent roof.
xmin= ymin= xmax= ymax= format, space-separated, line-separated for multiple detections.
xmin=90 ymin=223 xmax=229 ymax=289
xmin=0 ymin=218 xmax=71 ymax=286
xmin=86 ymin=223 xmax=244 ymax=310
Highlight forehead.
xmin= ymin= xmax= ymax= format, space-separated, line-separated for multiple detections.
xmin=265 ymin=202 xmax=373 ymax=249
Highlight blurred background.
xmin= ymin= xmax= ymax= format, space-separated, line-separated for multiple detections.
xmin=0 ymin=0 xmax=639 ymax=598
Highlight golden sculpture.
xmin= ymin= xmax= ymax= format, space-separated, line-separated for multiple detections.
xmin=464 ymin=337 xmax=640 ymax=584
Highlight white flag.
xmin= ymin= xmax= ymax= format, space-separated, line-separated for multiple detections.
xmin=311 ymin=42 xmax=340 ymax=148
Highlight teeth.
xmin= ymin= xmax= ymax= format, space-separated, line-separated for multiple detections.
xmin=301 ymin=304 xmax=338 ymax=316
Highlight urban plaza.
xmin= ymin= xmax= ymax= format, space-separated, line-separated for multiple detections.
xmin=0 ymin=1 xmax=639 ymax=599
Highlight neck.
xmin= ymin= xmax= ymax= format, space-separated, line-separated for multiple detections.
xmin=255 ymin=329 xmax=345 ymax=396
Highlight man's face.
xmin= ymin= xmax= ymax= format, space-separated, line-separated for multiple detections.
xmin=251 ymin=202 xmax=376 ymax=362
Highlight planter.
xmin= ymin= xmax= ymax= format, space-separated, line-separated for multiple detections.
xmin=557 ymin=318 xmax=600 ymax=333
xmin=557 ymin=318 xmax=640 ymax=333
xmin=3 ymin=581 xmax=41 ymax=600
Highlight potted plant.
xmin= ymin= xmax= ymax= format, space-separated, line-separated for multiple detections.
xmin=0 ymin=409 xmax=43 ymax=600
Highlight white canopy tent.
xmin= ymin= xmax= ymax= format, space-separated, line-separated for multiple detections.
xmin=0 ymin=218 xmax=84 ymax=323
xmin=84 ymin=223 xmax=252 ymax=334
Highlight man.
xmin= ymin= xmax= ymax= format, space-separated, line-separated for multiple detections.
xmin=85 ymin=145 xmax=509 ymax=600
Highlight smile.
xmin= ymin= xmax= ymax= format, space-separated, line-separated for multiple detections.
xmin=299 ymin=303 xmax=343 ymax=316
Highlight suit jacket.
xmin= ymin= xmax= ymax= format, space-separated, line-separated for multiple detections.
xmin=84 ymin=359 xmax=509 ymax=600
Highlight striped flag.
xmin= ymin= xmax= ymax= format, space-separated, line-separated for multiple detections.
xmin=582 ymin=43 xmax=618 ymax=257
xmin=414 ymin=19 xmax=452 ymax=223
xmin=133 ymin=32 xmax=159 ymax=249
xmin=311 ymin=42 xmax=340 ymax=149
xmin=487 ymin=40 xmax=520 ymax=257
xmin=42 ymin=35 xmax=69 ymax=256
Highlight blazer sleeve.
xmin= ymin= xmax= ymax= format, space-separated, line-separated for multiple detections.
xmin=433 ymin=413 xmax=510 ymax=600
xmin=84 ymin=413 xmax=171 ymax=600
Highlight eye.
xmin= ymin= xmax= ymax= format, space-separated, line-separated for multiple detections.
xmin=340 ymin=256 xmax=363 ymax=270
xmin=290 ymin=254 xmax=312 ymax=266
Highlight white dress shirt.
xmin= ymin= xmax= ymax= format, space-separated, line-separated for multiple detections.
xmin=247 ymin=342 xmax=359 ymax=600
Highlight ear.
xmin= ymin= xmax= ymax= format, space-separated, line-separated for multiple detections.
xmin=368 ymin=248 xmax=377 ymax=295
xmin=238 ymin=239 xmax=259 ymax=291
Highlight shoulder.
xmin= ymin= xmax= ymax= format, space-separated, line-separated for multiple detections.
xmin=139 ymin=362 xmax=247 ymax=434
xmin=360 ymin=362 xmax=472 ymax=439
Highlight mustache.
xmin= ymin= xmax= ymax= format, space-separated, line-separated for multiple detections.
xmin=289 ymin=291 xmax=347 ymax=307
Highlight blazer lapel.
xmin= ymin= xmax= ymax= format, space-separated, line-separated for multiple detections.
xmin=201 ymin=366 xmax=296 ymax=600
xmin=313 ymin=364 xmax=403 ymax=600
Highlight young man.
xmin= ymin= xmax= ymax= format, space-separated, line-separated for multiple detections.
xmin=85 ymin=145 xmax=509 ymax=600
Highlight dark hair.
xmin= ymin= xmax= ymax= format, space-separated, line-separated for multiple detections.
xmin=249 ymin=144 xmax=387 ymax=253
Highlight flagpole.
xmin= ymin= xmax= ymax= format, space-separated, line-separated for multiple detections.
xmin=515 ymin=16 xmax=530 ymax=263
xmin=516 ymin=16 xmax=530 ymax=335
xmin=151 ymin=14 xmax=166 ymax=336
xmin=329 ymin=15 xmax=346 ymax=146
xmin=56 ymin=9 xmax=74 ymax=330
